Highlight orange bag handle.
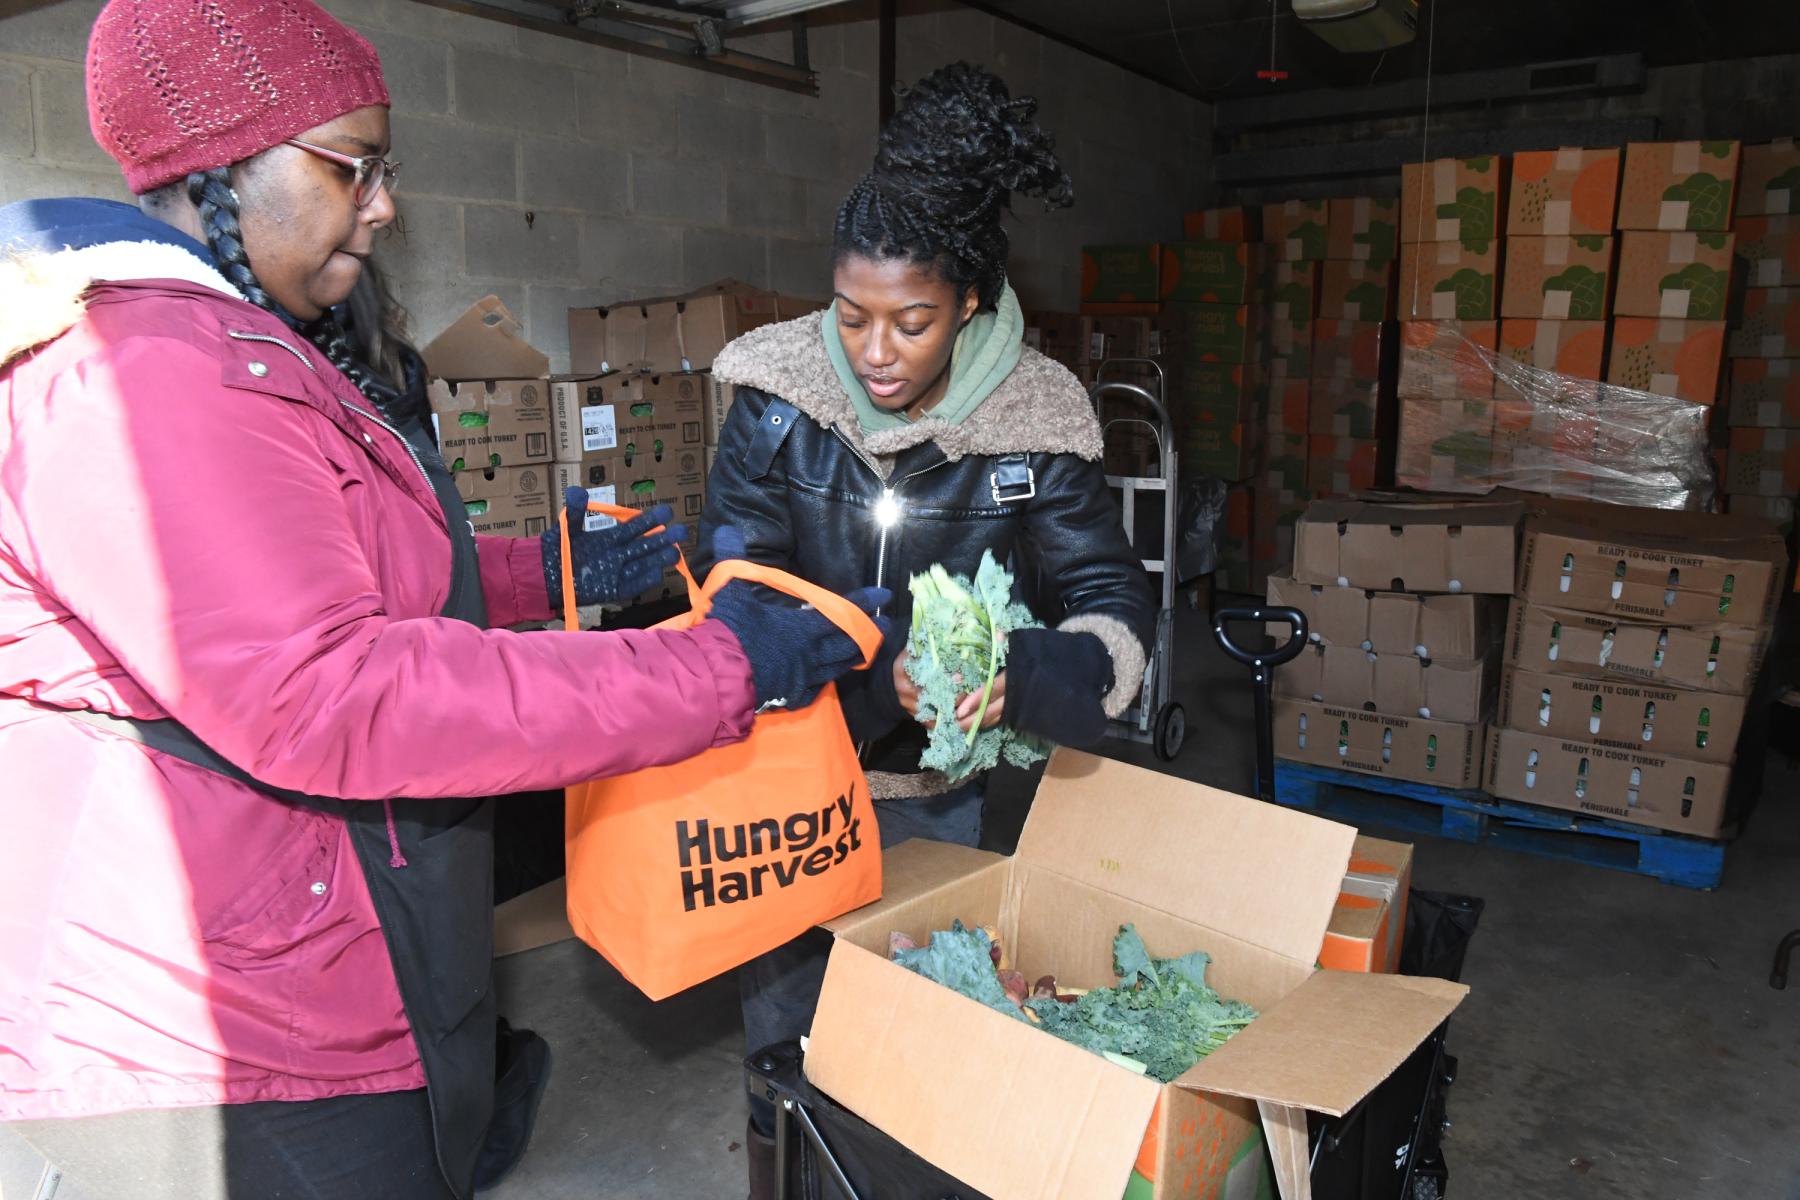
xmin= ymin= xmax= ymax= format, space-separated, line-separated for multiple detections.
xmin=558 ymin=501 xmax=884 ymax=669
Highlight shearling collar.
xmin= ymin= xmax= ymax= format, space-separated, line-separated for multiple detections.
xmin=1 ymin=197 xmax=241 ymax=367
xmin=712 ymin=311 xmax=1103 ymax=462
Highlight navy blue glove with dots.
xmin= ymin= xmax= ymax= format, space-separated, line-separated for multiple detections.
xmin=542 ymin=487 xmax=684 ymax=611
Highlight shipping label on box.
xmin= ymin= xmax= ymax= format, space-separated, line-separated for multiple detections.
xmin=1161 ymin=241 xmax=1264 ymax=305
xmin=1322 ymin=835 xmax=1413 ymax=975
xmin=1400 ymin=157 xmax=1507 ymax=250
xmin=1737 ymin=139 xmax=1800 ymax=218
xmin=1253 ymin=260 xmax=1320 ymax=321
xmin=1183 ymin=205 xmax=1260 ymax=241
xmin=1264 ymin=378 xmax=1311 ymax=437
xmin=427 ymin=378 xmax=553 ymax=471
xmin=1081 ymin=243 xmax=1164 ymax=304
xmin=1278 ymin=643 xmax=1497 ymax=724
xmin=1306 ymin=435 xmax=1379 ymax=499
xmin=1318 ymin=260 xmax=1397 ymax=321
xmin=1727 ymin=358 xmax=1800 ymax=425
xmin=1396 ymin=397 xmax=1496 ymax=494
xmin=1162 ymin=302 xmax=1261 ymax=362
xmin=1618 ymin=140 xmax=1741 ymax=231
xmin=1261 ymin=199 xmax=1330 ymax=260
xmin=1398 ymin=241 xmax=1500 ymax=321
xmin=1517 ymin=507 xmax=1786 ymax=628
xmin=1268 ymin=574 xmax=1503 ymax=659
xmin=808 ymin=752 xmax=1466 ymax=1200
xmin=1614 ymin=231 xmax=1734 ymax=320
xmin=1487 ymin=728 xmax=1730 ymax=837
xmin=453 ymin=464 xmax=553 ymax=538
xmin=551 ymin=443 xmax=707 ymax=526
xmin=1309 ymin=377 xmax=1379 ymax=438
xmin=1293 ymin=499 xmax=1522 ymax=594
xmin=1500 ymin=235 xmax=1615 ymax=320
xmin=1498 ymin=666 xmax=1746 ymax=766
xmin=1606 ymin=318 xmax=1726 ymax=405
xmin=1504 ymin=599 xmax=1766 ymax=696
xmin=1276 ymin=698 xmax=1486 ymax=788
xmin=1733 ymin=215 xmax=1800 ymax=289
xmin=1326 ymin=196 xmax=1400 ymax=267
xmin=1508 ymin=147 xmax=1622 ymax=237
xmin=1729 ymin=287 xmax=1799 ymax=359
xmin=1398 ymin=320 xmax=1500 ymax=401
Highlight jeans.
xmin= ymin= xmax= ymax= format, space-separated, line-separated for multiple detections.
xmin=741 ymin=779 xmax=986 ymax=1134
xmin=9 ymin=1089 xmax=455 ymax=1200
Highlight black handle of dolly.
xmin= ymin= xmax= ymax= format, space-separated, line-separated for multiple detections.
xmin=1212 ymin=606 xmax=1308 ymax=805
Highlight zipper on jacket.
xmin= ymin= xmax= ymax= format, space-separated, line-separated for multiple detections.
xmin=339 ymin=399 xmax=439 ymax=503
xmin=227 ymin=328 xmax=317 ymax=372
xmin=829 ymin=426 xmax=950 ymax=605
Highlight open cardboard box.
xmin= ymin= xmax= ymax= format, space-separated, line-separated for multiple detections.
xmin=806 ymin=751 xmax=1467 ymax=1200
xmin=422 ymin=296 xmax=555 ymax=470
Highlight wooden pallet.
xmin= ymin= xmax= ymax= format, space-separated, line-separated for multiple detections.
xmin=1272 ymin=760 xmax=1726 ymax=890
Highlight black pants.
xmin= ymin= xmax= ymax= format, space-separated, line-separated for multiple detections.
xmin=10 ymin=1089 xmax=456 ymax=1200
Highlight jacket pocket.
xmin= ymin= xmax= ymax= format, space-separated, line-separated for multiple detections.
xmin=202 ymin=817 xmax=338 ymax=960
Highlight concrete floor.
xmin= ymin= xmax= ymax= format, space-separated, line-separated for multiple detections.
xmin=6 ymin=600 xmax=1798 ymax=1199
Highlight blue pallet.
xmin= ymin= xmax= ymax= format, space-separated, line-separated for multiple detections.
xmin=1272 ymin=760 xmax=1726 ymax=890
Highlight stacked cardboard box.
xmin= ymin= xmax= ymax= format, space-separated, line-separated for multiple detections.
xmin=1606 ymin=142 xmax=1739 ymax=407
xmin=1722 ymin=141 xmax=1800 ymax=522
xmin=1488 ymin=503 xmax=1784 ymax=838
xmin=421 ymin=296 xmax=556 ymax=538
xmin=547 ymin=370 xmax=708 ymax=601
xmin=1027 ymin=309 xmax=1172 ymax=475
xmin=1270 ymin=498 xmax=1523 ymax=790
xmin=1309 ymin=196 xmax=1398 ymax=502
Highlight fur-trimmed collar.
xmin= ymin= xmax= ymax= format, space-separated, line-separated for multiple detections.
xmin=1 ymin=198 xmax=241 ymax=367
xmin=712 ymin=311 xmax=1103 ymax=462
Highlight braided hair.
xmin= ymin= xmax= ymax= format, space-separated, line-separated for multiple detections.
xmin=834 ymin=63 xmax=1072 ymax=313
xmin=185 ymin=166 xmax=385 ymax=408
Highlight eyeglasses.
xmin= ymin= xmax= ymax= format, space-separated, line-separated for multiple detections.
xmin=283 ymin=138 xmax=401 ymax=208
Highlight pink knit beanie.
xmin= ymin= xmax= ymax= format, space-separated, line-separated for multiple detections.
xmin=86 ymin=0 xmax=390 ymax=194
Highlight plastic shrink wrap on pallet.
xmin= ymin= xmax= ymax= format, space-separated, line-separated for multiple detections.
xmin=1395 ymin=320 xmax=1715 ymax=511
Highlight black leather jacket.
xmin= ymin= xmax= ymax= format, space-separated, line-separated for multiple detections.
xmin=696 ymin=316 xmax=1153 ymax=788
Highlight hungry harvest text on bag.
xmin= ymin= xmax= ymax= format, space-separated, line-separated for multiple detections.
xmin=676 ymin=786 xmax=867 ymax=910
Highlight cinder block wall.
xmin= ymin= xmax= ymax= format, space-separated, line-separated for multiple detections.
xmin=0 ymin=0 xmax=1211 ymax=371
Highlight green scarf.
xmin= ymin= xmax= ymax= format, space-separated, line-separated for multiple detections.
xmin=824 ymin=285 xmax=1025 ymax=433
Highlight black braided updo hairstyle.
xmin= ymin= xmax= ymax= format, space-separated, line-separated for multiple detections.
xmin=834 ymin=62 xmax=1073 ymax=313
xmin=184 ymin=166 xmax=385 ymax=409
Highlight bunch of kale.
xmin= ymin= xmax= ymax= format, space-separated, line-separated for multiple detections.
xmin=905 ymin=551 xmax=1049 ymax=780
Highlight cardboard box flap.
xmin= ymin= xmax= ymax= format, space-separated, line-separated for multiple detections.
xmin=806 ymin=941 xmax=1162 ymax=1200
xmin=822 ymin=838 xmax=1004 ymax=938
xmin=422 ymin=296 xmax=550 ymax=381
xmin=1015 ymin=751 xmax=1355 ymax=965
xmin=1181 ymin=970 xmax=1468 ymax=1117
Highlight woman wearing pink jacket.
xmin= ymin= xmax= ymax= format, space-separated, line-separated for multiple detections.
xmin=0 ymin=2 xmax=882 ymax=1197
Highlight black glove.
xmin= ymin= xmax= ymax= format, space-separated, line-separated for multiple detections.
xmin=1000 ymin=628 xmax=1114 ymax=748
xmin=541 ymin=487 xmax=684 ymax=610
xmin=704 ymin=527 xmax=891 ymax=712
xmin=837 ymin=620 xmax=911 ymax=744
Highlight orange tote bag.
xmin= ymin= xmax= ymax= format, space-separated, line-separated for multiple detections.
xmin=558 ymin=503 xmax=885 ymax=1000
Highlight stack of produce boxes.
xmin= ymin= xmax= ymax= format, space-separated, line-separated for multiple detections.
xmin=1310 ymin=196 xmax=1400 ymax=501
xmin=1488 ymin=502 xmax=1784 ymax=839
xmin=1158 ymin=232 xmax=1268 ymax=486
xmin=420 ymin=296 xmax=556 ymax=540
xmin=1268 ymin=498 xmax=1523 ymax=791
xmin=1073 ymin=245 xmax=1190 ymax=476
xmin=1492 ymin=147 xmax=1622 ymax=495
xmin=1605 ymin=141 xmax=1738 ymax=413
xmin=1394 ymin=157 xmax=1508 ymax=492
xmin=1721 ymin=140 xmax=1800 ymax=531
